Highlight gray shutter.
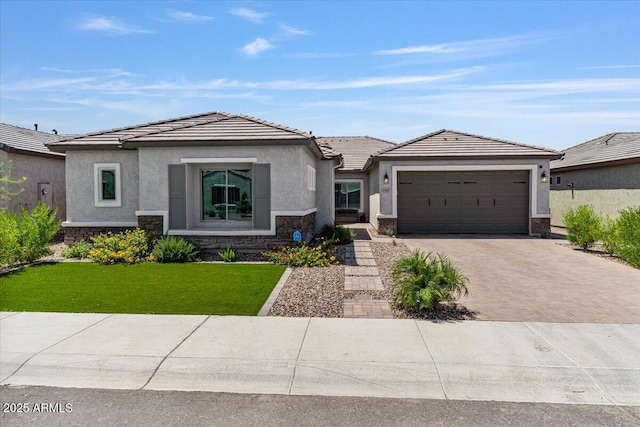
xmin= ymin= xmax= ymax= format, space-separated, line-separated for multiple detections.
xmin=253 ymin=164 xmax=271 ymax=230
xmin=168 ymin=165 xmax=186 ymax=229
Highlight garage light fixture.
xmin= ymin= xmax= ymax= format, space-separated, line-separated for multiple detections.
xmin=540 ymin=171 xmax=548 ymax=183
xmin=383 ymin=173 xmax=389 ymax=185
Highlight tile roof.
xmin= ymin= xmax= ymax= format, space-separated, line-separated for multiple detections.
xmin=0 ymin=123 xmax=66 ymax=158
xmin=371 ymin=129 xmax=562 ymax=162
xmin=317 ymin=136 xmax=395 ymax=170
xmin=48 ymin=111 xmax=315 ymax=149
xmin=551 ymin=132 xmax=640 ymax=170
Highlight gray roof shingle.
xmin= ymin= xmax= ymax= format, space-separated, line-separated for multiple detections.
xmin=317 ymin=136 xmax=395 ymax=170
xmin=551 ymin=132 xmax=640 ymax=171
xmin=1 ymin=123 xmax=66 ymax=158
xmin=48 ymin=111 xmax=318 ymax=150
xmin=371 ymin=129 xmax=561 ymax=164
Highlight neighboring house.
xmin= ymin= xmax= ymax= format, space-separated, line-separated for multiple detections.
xmin=317 ymin=136 xmax=395 ymax=223
xmin=550 ymin=132 xmax=640 ymax=227
xmin=47 ymin=112 xmax=561 ymax=247
xmin=0 ymin=123 xmax=66 ymax=221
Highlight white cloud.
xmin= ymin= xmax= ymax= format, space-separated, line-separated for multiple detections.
xmin=376 ymin=44 xmax=462 ymax=55
xmin=375 ymin=33 xmax=558 ymax=58
xmin=230 ymin=8 xmax=269 ymax=23
xmin=579 ymin=64 xmax=640 ymax=70
xmin=165 ymin=10 xmax=215 ymax=22
xmin=241 ymin=38 xmax=274 ymax=56
xmin=76 ymin=16 xmax=153 ymax=35
xmin=279 ymin=24 xmax=310 ymax=36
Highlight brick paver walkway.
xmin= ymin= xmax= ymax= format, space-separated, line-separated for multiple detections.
xmin=343 ymin=236 xmax=393 ymax=318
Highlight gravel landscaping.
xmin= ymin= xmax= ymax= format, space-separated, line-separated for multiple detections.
xmin=267 ymin=265 xmax=344 ymax=317
xmin=269 ymin=239 xmax=476 ymax=320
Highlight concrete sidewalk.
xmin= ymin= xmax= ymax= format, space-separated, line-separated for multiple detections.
xmin=1 ymin=312 xmax=638 ymax=406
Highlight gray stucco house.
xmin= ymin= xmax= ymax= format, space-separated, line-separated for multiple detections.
xmin=550 ymin=132 xmax=640 ymax=226
xmin=47 ymin=111 xmax=561 ymax=247
xmin=0 ymin=123 xmax=66 ymax=221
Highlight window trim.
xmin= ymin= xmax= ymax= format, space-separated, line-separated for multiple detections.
xmin=94 ymin=163 xmax=121 ymax=207
xmin=307 ymin=165 xmax=316 ymax=191
xmin=335 ymin=179 xmax=364 ymax=212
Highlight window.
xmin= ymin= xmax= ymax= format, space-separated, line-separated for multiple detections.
xmin=94 ymin=163 xmax=121 ymax=207
xmin=335 ymin=181 xmax=361 ymax=211
xmin=307 ymin=165 xmax=316 ymax=191
xmin=201 ymin=169 xmax=252 ymax=221
xmin=556 ymin=176 xmax=561 ymax=185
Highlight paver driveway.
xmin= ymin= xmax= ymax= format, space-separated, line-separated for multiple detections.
xmin=401 ymin=236 xmax=640 ymax=323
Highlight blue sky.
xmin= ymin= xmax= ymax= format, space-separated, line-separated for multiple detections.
xmin=1 ymin=1 xmax=638 ymax=149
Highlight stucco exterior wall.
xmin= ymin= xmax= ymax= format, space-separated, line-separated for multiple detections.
xmin=0 ymin=150 xmax=66 ymax=221
xmin=550 ymin=162 xmax=640 ymax=227
xmin=368 ymin=167 xmax=381 ymax=229
xmin=315 ymin=160 xmax=335 ymax=232
xmin=550 ymin=163 xmax=640 ymax=191
xmin=550 ymin=162 xmax=640 ymax=226
xmin=137 ymin=145 xmax=318 ymax=214
xmin=65 ymin=150 xmax=139 ymax=223
xmin=375 ymin=158 xmax=552 ymax=218
xmin=551 ymin=189 xmax=640 ymax=226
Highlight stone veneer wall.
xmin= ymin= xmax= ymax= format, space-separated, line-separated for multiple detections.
xmin=64 ymin=212 xmax=316 ymax=249
xmin=137 ymin=215 xmax=163 ymax=236
xmin=531 ymin=217 xmax=551 ymax=236
xmin=184 ymin=213 xmax=316 ymax=250
xmin=64 ymin=226 xmax=133 ymax=245
xmin=377 ymin=217 xmax=397 ymax=236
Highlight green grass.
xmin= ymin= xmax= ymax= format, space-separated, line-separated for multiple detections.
xmin=0 ymin=262 xmax=286 ymax=315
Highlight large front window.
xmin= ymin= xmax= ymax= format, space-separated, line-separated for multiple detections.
xmin=335 ymin=181 xmax=361 ymax=211
xmin=201 ymin=169 xmax=252 ymax=221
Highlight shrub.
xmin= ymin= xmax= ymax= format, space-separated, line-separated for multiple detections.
xmin=88 ymin=228 xmax=152 ymax=264
xmin=263 ymin=238 xmax=338 ymax=267
xmin=0 ymin=203 xmax=59 ymax=267
xmin=564 ymin=205 xmax=603 ymax=250
xmin=152 ymin=236 xmax=201 ymax=263
xmin=611 ymin=206 xmax=640 ymax=268
xmin=319 ymin=223 xmax=355 ymax=245
xmin=392 ymin=250 xmax=468 ymax=312
xmin=218 ymin=246 xmax=237 ymax=262
xmin=61 ymin=240 xmax=92 ymax=259
xmin=0 ymin=212 xmax=20 ymax=266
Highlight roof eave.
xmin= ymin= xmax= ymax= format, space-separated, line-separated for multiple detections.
xmin=551 ymin=156 xmax=640 ymax=172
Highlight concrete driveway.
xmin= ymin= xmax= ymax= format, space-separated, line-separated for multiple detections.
xmin=401 ymin=236 xmax=640 ymax=323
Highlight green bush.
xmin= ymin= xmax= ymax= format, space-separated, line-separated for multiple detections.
xmin=263 ymin=238 xmax=338 ymax=267
xmin=218 ymin=246 xmax=237 ymax=262
xmin=89 ymin=228 xmax=153 ymax=264
xmin=319 ymin=223 xmax=355 ymax=245
xmin=611 ymin=206 xmax=640 ymax=268
xmin=0 ymin=203 xmax=59 ymax=267
xmin=564 ymin=205 xmax=603 ymax=250
xmin=392 ymin=250 xmax=469 ymax=312
xmin=61 ymin=240 xmax=92 ymax=259
xmin=152 ymin=236 xmax=201 ymax=263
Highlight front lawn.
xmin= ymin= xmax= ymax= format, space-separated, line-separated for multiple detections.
xmin=0 ymin=263 xmax=285 ymax=315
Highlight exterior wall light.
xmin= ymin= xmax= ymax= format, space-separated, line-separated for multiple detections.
xmin=383 ymin=173 xmax=389 ymax=185
xmin=540 ymin=171 xmax=548 ymax=183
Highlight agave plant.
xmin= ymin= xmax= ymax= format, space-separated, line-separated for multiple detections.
xmin=392 ymin=249 xmax=469 ymax=311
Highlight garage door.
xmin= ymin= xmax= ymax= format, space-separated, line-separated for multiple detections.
xmin=397 ymin=171 xmax=529 ymax=234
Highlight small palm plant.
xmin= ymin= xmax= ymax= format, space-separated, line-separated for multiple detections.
xmin=392 ymin=250 xmax=469 ymax=311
